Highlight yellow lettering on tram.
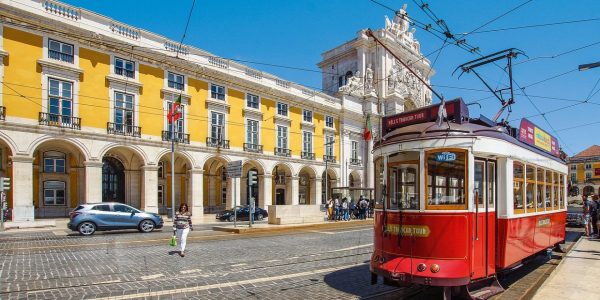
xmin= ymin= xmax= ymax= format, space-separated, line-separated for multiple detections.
xmin=384 ymin=224 xmax=431 ymax=237
xmin=534 ymin=127 xmax=552 ymax=152
xmin=537 ymin=218 xmax=551 ymax=227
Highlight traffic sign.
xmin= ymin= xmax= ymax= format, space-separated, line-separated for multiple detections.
xmin=227 ymin=160 xmax=243 ymax=178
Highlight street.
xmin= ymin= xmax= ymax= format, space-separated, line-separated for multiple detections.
xmin=0 ymin=223 xmax=583 ymax=300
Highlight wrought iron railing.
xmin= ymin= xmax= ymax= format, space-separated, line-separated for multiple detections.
xmin=107 ymin=122 xmax=141 ymax=137
xmin=244 ymin=143 xmax=263 ymax=153
xmin=275 ymin=147 xmax=291 ymax=157
xmin=323 ymin=155 xmax=336 ymax=163
xmin=206 ymin=137 xmax=230 ymax=149
xmin=0 ymin=106 xmax=5 ymax=121
xmin=301 ymin=151 xmax=315 ymax=160
xmin=48 ymin=49 xmax=74 ymax=63
xmin=39 ymin=112 xmax=81 ymax=129
xmin=161 ymin=131 xmax=190 ymax=144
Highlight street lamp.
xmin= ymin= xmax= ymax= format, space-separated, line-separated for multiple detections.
xmin=324 ymin=140 xmax=335 ymax=205
xmin=579 ymin=61 xmax=600 ymax=71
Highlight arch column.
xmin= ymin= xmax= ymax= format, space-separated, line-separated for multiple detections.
xmin=259 ymin=174 xmax=272 ymax=208
xmin=188 ymin=169 xmax=203 ymax=218
xmin=291 ymin=176 xmax=300 ymax=205
xmin=141 ymin=165 xmax=159 ymax=213
xmin=84 ymin=161 xmax=103 ymax=204
xmin=11 ymin=155 xmax=34 ymax=222
xmin=312 ymin=177 xmax=322 ymax=205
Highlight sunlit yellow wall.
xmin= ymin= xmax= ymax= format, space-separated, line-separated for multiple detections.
xmin=228 ymin=88 xmax=245 ymax=148
xmin=203 ymin=175 xmax=209 ymax=206
xmin=576 ymin=164 xmax=584 ymax=182
xmin=314 ymin=113 xmax=323 ymax=159
xmin=139 ymin=64 xmax=164 ymax=137
xmin=289 ymin=106 xmax=302 ymax=155
xmin=3 ymin=27 xmax=42 ymax=120
xmin=79 ymin=48 xmax=109 ymax=128
xmin=188 ymin=78 xmax=208 ymax=142
xmin=262 ymin=97 xmax=276 ymax=152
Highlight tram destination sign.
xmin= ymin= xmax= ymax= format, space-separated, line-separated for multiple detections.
xmin=382 ymin=98 xmax=469 ymax=134
xmin=518 ymin=119 xmax=559 ymax=157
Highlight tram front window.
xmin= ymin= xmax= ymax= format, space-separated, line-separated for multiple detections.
xmin=389 ymin=164 xmax=419 ymax=210
xmin=426 ymin=149 xmax=467 ymax=209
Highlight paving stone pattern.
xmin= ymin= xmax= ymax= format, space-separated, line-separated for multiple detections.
xmin=0 ymin=226 xmax=407 ymax=299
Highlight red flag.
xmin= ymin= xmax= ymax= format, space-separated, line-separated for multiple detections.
xmin=363 ymin=114 xmax=372 ymax=141
xmin=167 ymin=94 xmax=182 ymax=123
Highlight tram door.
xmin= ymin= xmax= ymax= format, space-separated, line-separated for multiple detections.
xmin=472 ymin=159 xmax=496 ymax=278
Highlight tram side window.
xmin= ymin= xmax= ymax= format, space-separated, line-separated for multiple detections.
xmin=513 ymin=162 xmax=525 ymax=214
xmin=389 ymin=163 xmax=419 ymax=210
xmin=545 ymin=170 xmax=552 ymax=210
xmin=526 ymin=166 xmax=535 ymax=212
xmin=553 ymin=172 xmax=559 ymax=210
xmin=426 ymin=150 xmax=467 ymax=209
xmin=536 ymin=168 xmax=544 ymax=210
xmin=559 ymin=174 xmax=565 ymax=209
xmin=487 ymin=162 xmax=496 ymax=207
xmin=474 ymin=161 xmax=485 ymax=207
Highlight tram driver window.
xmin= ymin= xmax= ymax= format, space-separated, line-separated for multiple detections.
xmin=426 ymin=150 xmax=467 ymax=209
xmin=388 ymin=151 xmax=420 ymax=210
xmin=513 ymin=162 xmax=525 ymax=214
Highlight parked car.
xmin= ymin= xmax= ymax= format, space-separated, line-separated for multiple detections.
xmin=68 ymin=202 xmax=163 ymax=236
xmin=567 ymin=204 xmax=584 ymax=227
xmin=216 ymin=206 xmax=268 ymax=222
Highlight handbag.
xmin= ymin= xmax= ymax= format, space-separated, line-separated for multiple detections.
xmin=169 ymin=235 xmax=177 ymax=247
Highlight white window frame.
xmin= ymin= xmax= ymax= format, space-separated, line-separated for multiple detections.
xmin=303 ymin=109 xmax=313 ymax=123
xmin=43 ymin=180 xmax=66 ymax=206
xmin=570 ymin=173 xmax=576 ymax=182
xmin=585 ymin=163 xmax=592 ymax=170
xmin=325 ymin=135 xmax=335 ymax=157
xmin=351 ymin=140 xmax=358 ymax=160
xmin=158 ymin=161 xmax=164 ymax=179
xmin=113 ymin=91 xmax=135 ymax=131
xmin=114 ymin=56 xmax=136 ymax=79
xmin=43 ymin=151 xmax=66 ymax=173
xmin=277 ymin=125 xmax=288 ymax=150
xmin=47 ymin=39 xmax=74 ymax=64
xmin=166 ymin=71 xmax=185 ymax=91
xmin=210 ymin=111 xmax=225 ymax=141
xmin=163 ymin=93 xmax=188 ymax=134
xmin=210 ymin=83 xmax=226 ymax=101
xmin=158 ymin=184 xmax=165 ymax=205
xmin=277 ymin=102 xmax=288 ymax=117
xmin=570 ymin=165 xmax=576 ymax=171
xmin=47 ymin=77 xmax=74 ymax=120
xmin=303 ymin=131 xmax=312 ymax=153
xmin=246 ymin=93 xmax=259 ymax=109
xmin=586 ymin=171 xmax=592 ymax=180
xmin=325 ymin=115 xmax=334 ymax=128
xmin=246 ymin=118 xmax=260 ymax=145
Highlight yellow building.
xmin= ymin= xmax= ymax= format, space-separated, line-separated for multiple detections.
xmin=567 ymin=145 xmax=600 ymax=197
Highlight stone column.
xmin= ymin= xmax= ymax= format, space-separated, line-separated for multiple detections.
xmin=291 ymin=176 xmax=300 ymax=205
xmin=189 ymin=169 xmax=204 ymax=219
xmin=141 ymin=165 xmax=159 ymax=213
xmin=259 ymin=174 xmax=272 ymax=208
xmin=366 ymin=138 xmax=374 ymax=188
xmin=313 ymin=177 xmax=322 ymax=205
xmin=84 ymin=161 xmax=103 ymax=204
xmin=11 ymin=156 xmax=34 ymax=222
xmin=226 ymin=176 xmax=241 ymax=209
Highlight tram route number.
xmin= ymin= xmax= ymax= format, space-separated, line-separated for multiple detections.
xmin=384 ymin=224 xmax=431 ymax=237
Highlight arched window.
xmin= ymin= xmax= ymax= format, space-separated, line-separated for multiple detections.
xmin=43 ymin=151 xmax=66 ymax=173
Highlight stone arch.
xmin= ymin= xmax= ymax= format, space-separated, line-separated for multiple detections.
xmin=0 ymin=131 xmax=18 ymax=157
xmin=30 ymin=138 xmax=88 ymax=218
xmin=349 ymin=170 xmax=362 ymax=187
xmin=298 ymin=166 xmax=317 ymax=205
xmin=156 ymin=151 xmax=194 ymax=214
xmin=101 ymin=145 xmax=146 ymax=209
xmin=202 ymin=156 xmax=230 ymax=212
xmin=28 ymin=135 xmax=90 ymax=161
xmin=272 ymin=163 xmax=293 ymax=205
xmin=154 ymin=149 xmax=197 ymax=169
xmin=322 ymin=168 xmax=339 ymax=204
xmin=242 ymin=160 xmax=265 ymax=208
xmin=98 ymin=143 xmax=148 ymax=167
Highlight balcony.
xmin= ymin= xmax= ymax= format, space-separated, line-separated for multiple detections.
xmin=0 ymin=106 xmax=5 ymax=120
xmin=39 ymin=112 xmax=81 ymax=130
xmin=162 ymin=131 xmax=190 ymax=144
xmin=274 ymin=147 xmax=291 ymax=157
xmin=107 ymin=122 xmax=141 ymax=137
xmin=48 ymin=50 xmax=74 ymax=63
xmin=244 ymin=143 xmax=263 ymax=153
xmin=323 ymin=155 xmax=336 ymax=163
xmin=350 ymin=158 xmax=362 ymax=166
xmin=115 ymin=67 xmax=134 ymax=78
xmin=301 ymin=151 xmax=315 ymax=160
xmin=168 ymin=80 xmax=184 ymax=91
xmin=206 ymin=137 xmax=230 ymax=149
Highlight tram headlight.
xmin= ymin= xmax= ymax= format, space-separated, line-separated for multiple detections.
xmin=430 ymin=264 xmax=440 ymax=273
xmin=416 ymin=263 xmax=427 ymax=272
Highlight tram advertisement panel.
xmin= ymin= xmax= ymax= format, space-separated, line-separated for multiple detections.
xmin=518 ymin=119 xmax=559 ymax=157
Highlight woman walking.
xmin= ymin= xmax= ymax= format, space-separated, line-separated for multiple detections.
xmin=173 ymin=203 xmax=193 ymax=257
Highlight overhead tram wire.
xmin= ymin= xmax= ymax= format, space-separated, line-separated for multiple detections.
xmin=514 ymin=40 xmax=600 ymax=66
xmin=468 ymin=17 xmax=600 ymax=35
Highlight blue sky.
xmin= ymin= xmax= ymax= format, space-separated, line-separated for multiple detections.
xmin=62 ymin=0 xmax=600 ymax=156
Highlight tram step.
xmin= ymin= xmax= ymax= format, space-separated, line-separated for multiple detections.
xmin=465 ymin=277 xmax=505 ymax=300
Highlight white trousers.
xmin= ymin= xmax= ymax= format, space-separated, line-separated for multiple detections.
xmin=176 ymin=228 xmax=190 ymax=252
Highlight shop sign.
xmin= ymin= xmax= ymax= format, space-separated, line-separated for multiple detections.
xmin=382 ymin=98 xmax=469 ymax=133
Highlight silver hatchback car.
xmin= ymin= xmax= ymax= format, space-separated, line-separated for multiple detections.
xmin=68 ymin=202 xmax=163 ymax=235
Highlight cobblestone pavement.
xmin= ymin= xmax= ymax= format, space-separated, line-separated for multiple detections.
xmin=0 ymin=224 xmax=415 ymax=299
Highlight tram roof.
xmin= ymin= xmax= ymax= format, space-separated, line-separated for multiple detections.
xmin=376 ymin=98 xmax=566 ymax=163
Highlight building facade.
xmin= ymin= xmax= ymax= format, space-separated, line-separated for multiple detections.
xmin=567 ymin=145 xmax=600 ymax=198
xmin=0 ymin=0 xmax=432 ymax=222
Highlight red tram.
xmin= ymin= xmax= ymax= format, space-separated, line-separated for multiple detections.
xmin=369 ymin=99 xmax=567 ymax=299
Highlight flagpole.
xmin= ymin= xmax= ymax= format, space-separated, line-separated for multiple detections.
xmin=171 ymin=124 xmax=176 ymax=221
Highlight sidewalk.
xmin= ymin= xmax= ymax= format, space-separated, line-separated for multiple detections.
xmin=532 ymin=236 xmax=600 ymax=300
xmin=213 ymin=219 xmax=373 ymax=233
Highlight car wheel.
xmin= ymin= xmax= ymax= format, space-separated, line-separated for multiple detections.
xmin=228 ymin=215 xmax=235 ymax=222
xmin=257 ymin=214 xmax=264 ymax=221
xmin=138 ymin=219 xmax=156 ymax=233
xmin=78 ymin=221 xmax=96 ymax=236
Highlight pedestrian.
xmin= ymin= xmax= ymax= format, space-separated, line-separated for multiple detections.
xmin=327 ymin=198 xmax=333 ymax=221
xmin=359 ymin=197 xmax=368 ymax=220
xmin=334 ymin=197 xmax=340 ymax=222
xmin=588 ymin=195 xmax=599 ymax=237
xmin=173 ymin=203 xmax=193 ymax=257
xmin=594 ymin=195 xmax=600 ymax=237
xmin=342 ymin=198 xmax=349 ymax=221
xmin=583 ymin=196 xmax=593 ymax=237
